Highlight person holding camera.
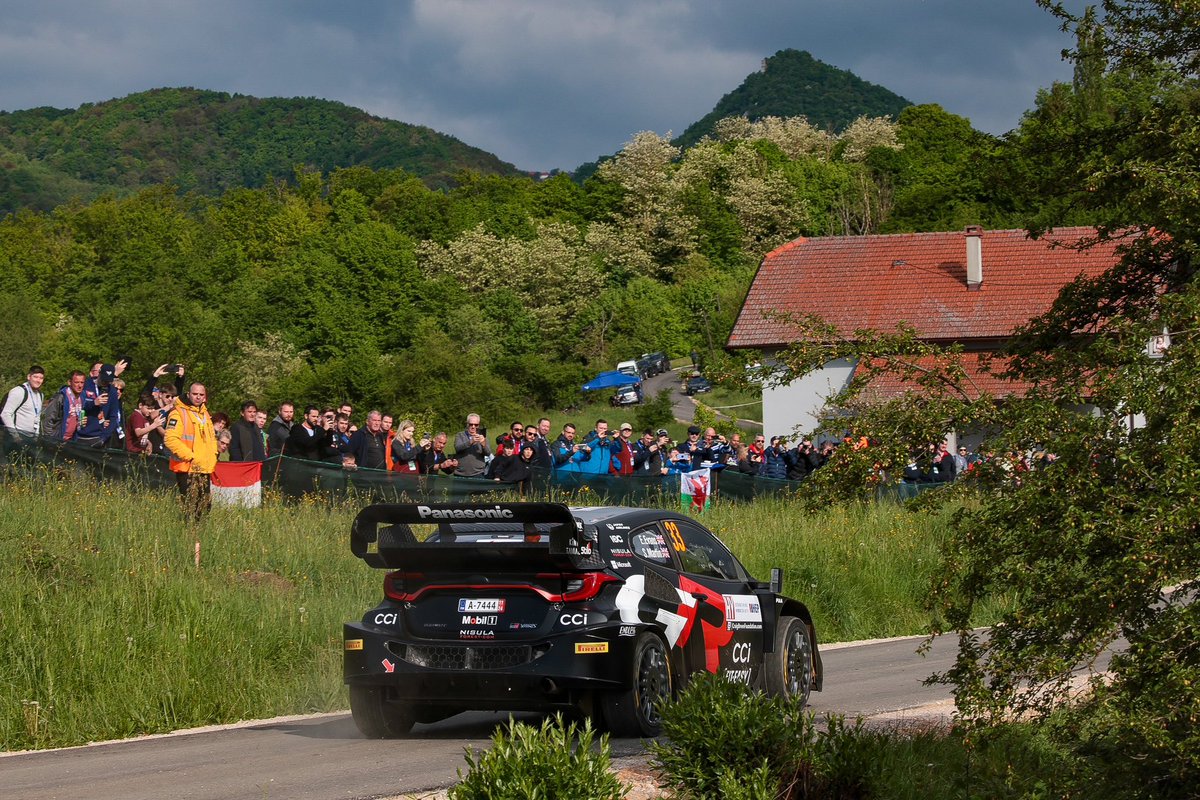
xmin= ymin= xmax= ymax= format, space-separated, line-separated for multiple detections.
xmin=551 ymin=423 xmax=587 ymax=472
xmin=164 ymin=383 xmax=219 ymax=521
xmin=453 ymin=413 xmax=491 ymax=478
xmin=76 ymin=360 xmax=128 ymax=447
xmin=609 ymin=422 xmax=637 ymax=476
xmin=127 ymin=392 xmax=165 ymax=455
xmin=577 ymin=419 xmax=619 ymax=475
xmin=417 ymin=432 xmax=458 ymax=475
xmin=633 ymin=428 xmax=668 ymax=475
xmin=759 ymin=435 xmax=790 ymax=480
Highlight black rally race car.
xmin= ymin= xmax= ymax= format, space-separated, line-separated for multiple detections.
xmin=344 ymin=502 xmax=822 ymax=738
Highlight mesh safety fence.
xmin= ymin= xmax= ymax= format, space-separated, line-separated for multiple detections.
xmin=0 ymin=430 xmax=821 ymax=503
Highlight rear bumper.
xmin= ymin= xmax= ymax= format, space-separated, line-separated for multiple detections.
xmin=343 ymin=622 xmax=636 ymax=709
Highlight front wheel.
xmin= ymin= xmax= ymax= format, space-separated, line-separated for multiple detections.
xmin=764 ymin=616 xmax=813 ymax=707
xmin=349 ymin=685 xmax=416 ymax=738
xmin=599 ymin=633 xmax=672 ymax=737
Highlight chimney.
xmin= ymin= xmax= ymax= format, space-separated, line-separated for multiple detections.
xmin=965 ymin=225 xmax=983 ymax=290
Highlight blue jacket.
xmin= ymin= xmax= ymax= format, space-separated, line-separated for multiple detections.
xmin=77 ymin=383 xmax=122 ymax=443
xmin=552 ymin=434 xmax=586 ymax=471
xmin=759 ymin=447 xmax=789 ymax=480
xmin=576 ymin=431 xmax=619 ymax=475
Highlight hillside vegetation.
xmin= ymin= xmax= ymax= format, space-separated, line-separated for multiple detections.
xmin=0 ymin=95 xmax=1072 ymax=431
xmin=0 ymin=88 xmax=521 ymax=212
xmin=675 ymin=49 xmax=912 ymax=149
xmin=0 ymin=74 xmax=1115 ymax=434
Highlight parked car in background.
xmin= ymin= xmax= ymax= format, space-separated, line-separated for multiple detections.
xmin=616 ymin=359 xmax=639 ymax=378
xmin=642 ymin=352 xmax=670 ymax=375
xmin=344 ymin=502 xmax=823 ymax=738
xmin=684 ymin=375 xmax=713 ymax=396
xmin=610 ymin=384 xmax=642 ymax=406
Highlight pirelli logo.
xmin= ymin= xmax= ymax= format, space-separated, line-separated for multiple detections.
xmin=574 ymin=642 xmax=609 ymax=655
xmin=345 ymin=639 xmax=364 ymax=651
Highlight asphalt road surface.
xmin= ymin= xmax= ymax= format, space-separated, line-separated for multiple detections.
xmin=0 ymin=633 xmax=958 ymax=800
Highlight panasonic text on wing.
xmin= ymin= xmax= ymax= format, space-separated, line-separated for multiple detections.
xmin=417 ymin=505 xmax=516 ymax=520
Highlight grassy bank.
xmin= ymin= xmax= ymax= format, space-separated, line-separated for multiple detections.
xmin=0 ymin=472 xmax=981 ymax=750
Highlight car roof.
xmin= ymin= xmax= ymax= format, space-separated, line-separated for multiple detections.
xmin=569 ymin=505 xmax=685 ymax=527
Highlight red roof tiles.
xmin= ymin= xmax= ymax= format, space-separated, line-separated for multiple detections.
xmin=727 ymin=227 xmax=1122 ymax=349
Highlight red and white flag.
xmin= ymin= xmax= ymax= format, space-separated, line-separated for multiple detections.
xmin=211 ymin=461 xmax=262 ymax=508
xmin=680 ymin=467 xmax=711 ymax=512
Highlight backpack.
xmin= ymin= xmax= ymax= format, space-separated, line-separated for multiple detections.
xmin=40 ymin=390 xmax=65 ymax=437
xmin=0 ymin=385 xmax=29 ymax=428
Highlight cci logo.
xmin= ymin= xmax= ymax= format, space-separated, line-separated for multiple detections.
xmin=373 ymin=612 xmax=399 ymax=625
xmin=731 ymin=642 xmax=752 ymax=663
xmin=559 ymin=613 xmax=588 ymax=626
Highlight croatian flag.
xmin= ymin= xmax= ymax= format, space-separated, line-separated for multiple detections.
xmin=680 ymin=467 xmax=711 ymax=512
xmin=211 ymin=461 xmax=263 ymax=508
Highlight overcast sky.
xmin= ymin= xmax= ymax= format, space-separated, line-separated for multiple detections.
xmin=1 ymin=1 xmax=1081 ymax=172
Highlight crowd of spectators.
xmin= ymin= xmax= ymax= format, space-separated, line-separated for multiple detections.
xmin=6 ymin=360 xmax=1042 ymax=495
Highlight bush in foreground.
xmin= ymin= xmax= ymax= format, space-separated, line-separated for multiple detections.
xmin=650 ymin=673 xmax=877 ymax=799
xmin=449 ymin=714 xmax=627 ymax=800
xmin=649 ymin=674 xmax=1155 ymax=800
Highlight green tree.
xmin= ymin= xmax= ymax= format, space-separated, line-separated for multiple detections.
xmin=757 ymin=4 xmax=1200 ymax=793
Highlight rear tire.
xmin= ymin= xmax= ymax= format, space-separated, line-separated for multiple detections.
xmin=765 ymin=616 xmax=813 ymax=706
xmin=349 ymin=685 xmax=417 ymax=738
xmin=600 ymin=633 xmax=672 ymax=737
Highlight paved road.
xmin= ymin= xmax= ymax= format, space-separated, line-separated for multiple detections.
xmin=0 ymin=634 xmax=960 ymax=800
xmin=640 ymin=366 xmax=763 ymax=433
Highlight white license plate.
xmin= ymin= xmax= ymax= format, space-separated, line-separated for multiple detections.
xmin=458 ymin=598 xmax=506 ymax=613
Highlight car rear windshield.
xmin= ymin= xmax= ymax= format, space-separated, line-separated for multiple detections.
xmin=432 ymin=523 xmax=606 ymax=570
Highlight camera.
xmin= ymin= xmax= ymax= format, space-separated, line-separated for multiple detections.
xmin=477 ymin=426 xmax=487 ymax=437
xmin=167 ymin=364 xmax=181 ymax=374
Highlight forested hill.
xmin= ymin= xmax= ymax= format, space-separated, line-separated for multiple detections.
xmin=0 ymin=88 xmax=522 ymax=213
xmin=675 ymin=49 xmax=912 ymax=148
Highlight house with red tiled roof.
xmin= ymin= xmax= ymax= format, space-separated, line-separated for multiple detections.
xmin=726 ymin=226 xmax=1123 ymax=438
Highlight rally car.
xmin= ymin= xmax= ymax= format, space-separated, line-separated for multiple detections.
xmin=344 ymin=502 xmax=822 ymax=738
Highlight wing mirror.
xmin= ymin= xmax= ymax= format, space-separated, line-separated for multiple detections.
xmin=770 ymin=567 xmax=784 ymax=595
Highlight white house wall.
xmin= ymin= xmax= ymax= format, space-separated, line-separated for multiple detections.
xmin=762 ymin=358 xmax=856 ymax=439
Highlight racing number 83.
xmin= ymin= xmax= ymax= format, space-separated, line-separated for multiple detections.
xmin=663 ymin=520 xmax=687 ymax=552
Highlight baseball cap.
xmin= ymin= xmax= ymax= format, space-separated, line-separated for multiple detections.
xmin=656 ymin=428 xmax=669 ymax=437
xmin=619 ymin=422 xmax=633 ymax=431
xmin=687 ymin=425 xmax=701 ymax=435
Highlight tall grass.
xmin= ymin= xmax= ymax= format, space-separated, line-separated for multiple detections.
xmin=0 ymin=471 xmax=377 ymax=750
xmin=698 ymin=499 xmax=982 ymax=642
xmin=0 ymin=471 xmax=988 ymax=750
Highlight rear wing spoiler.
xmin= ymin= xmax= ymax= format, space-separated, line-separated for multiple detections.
xmin=350 ymin=502 xmax=587 ymax=569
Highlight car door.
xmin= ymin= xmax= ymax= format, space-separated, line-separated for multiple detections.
xmin=660 ymin=518 xmax=764 ymax=688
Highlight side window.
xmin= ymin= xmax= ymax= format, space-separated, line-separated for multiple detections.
xmin=666 ymin=519 xmax=744 ymax=581
xmin=630 ymin=526 xmax=673 ymax=567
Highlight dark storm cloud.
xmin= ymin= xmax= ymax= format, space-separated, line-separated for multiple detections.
xmin=0 ymin=1 xmax=1079 ymax=172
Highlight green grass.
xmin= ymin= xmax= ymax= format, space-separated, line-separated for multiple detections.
xmin=695 ymin=383 xmax=762 ymax=424
xmin=696 ymin=499 xmax=978 ymax=642
xmin=0 ymin=471 xmax=992 ymax=750
xmin=0 ymin=473 xmax=378 ymax=751
xmin=558 ymin=394 xmax=694 ymax=441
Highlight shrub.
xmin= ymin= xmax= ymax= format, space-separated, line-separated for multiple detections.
xmin=634 ymin=388 xmax=675 ymax=432
xmin=650 ymin=673 xmax=804 ymax=798
xmin=449 ymin=714 xmax=628 ymax=800
xmin=651 ymin=673 xmax=880 ymax=800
